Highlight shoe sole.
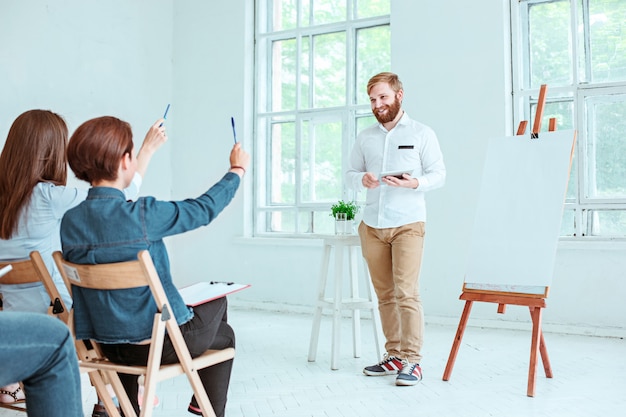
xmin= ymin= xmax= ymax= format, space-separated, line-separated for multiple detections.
xmin=363 ymin=369 xmax=400 ymax=376
xmin=395 ymin=377 xmax=420 ymax=386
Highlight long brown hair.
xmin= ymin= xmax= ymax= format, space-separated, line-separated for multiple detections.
xmin=0 ymin=110 xmax=68 ymax=239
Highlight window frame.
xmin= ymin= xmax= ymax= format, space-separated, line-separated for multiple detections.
xmin=253 ymin=0 xmax=390 ymax=236
xmin=510 ymin=0 xmax=626 ymax=239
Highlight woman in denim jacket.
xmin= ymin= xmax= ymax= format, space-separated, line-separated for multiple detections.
xmin=60 ymin=115 xmax=249 ymax=417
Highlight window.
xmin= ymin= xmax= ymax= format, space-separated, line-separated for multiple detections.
xmin=254 ymin=0 xmax=391 ymax=236
xmin=511 ymin=0 xmax=626 ymax=238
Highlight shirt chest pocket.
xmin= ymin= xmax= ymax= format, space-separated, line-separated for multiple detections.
xmin=393 ymin=145 xmax=422 ymax=170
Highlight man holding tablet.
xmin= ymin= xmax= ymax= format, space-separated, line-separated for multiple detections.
xmin=345 ymin=72 xmax=446 ymax=386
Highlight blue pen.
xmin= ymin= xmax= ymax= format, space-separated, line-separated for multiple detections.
xmin=231 ymin=117 xmax=237 ymax=144
xmin=159 ymin=104 xmax=170 ymax=127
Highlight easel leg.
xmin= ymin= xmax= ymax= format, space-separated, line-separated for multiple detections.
xmin=442 ymin=300 xmax=473 ymax=381
xmin=527 ymin=306 xmax=543 ymax=397
xmin=540 ymin=331 xmax=553 ymax=378
xmin=528 ymin=306 xmax=553 ymax=379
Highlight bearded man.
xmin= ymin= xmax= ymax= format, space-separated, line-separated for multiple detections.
xmin=345 ymin=72 xmax=446 ymax=386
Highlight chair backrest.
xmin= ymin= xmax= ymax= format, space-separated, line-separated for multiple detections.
xmin=0 ymin=251 xmax=68 ymax=323
xmin=52 ymin=250 xmax=172 ymax=319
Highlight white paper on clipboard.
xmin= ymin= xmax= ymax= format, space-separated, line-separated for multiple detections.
xmin=178 ymin=281 xmax=250 ymax=307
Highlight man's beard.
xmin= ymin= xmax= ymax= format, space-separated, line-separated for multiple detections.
xmin=373 ymin=95 xmax=401 ymax=124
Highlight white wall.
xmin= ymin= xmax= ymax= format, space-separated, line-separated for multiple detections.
xmin=2 ymin=0 xmax=624 ymax=336
xmin=0 ymin=0 xmax=173 ymax=198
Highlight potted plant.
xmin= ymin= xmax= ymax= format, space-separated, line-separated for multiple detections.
xmin=330 ymin=200 xmax=359 ymax=234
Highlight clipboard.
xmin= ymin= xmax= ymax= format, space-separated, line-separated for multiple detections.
xmin=178 ymin=281 xmax=251 ymax=307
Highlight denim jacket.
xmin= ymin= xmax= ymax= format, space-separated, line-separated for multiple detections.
xmin=60 ymin=172 xmax=240 ymax=343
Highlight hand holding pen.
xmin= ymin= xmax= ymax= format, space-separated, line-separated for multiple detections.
xmin=159 ymin=104 xmax=170 ymax=127
xmin=229 ymin=143 xmax=250 ymax=178
xmin=228 ymin=117 xmax=249 ymax=178
xmin=136 ymin=115 xmax=168 ymax=178
xmin=231 ymin=117 xmax=238 ymax=144
xmin=142 ymin=104 xmax=169 ymax=155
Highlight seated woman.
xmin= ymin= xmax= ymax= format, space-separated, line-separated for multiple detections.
xmin=60 ymin=116 xmax=249 ymax=417
xmin=0 ymin=109 xmax=166 ymax=411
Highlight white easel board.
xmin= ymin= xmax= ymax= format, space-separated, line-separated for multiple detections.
xmin=464 ymin=130 xmax=576 ymax=294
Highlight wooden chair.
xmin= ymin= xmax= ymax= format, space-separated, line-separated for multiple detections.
xmin=0 ymin=252 xmax=124 ymax=416
xmin=0 ymin=251 xmax=68 ymax=323
xmin=53 ymin=250 xmax=235 ymax=417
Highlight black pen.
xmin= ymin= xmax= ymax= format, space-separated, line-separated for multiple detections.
xmin=210 ymin=281 xmax=234 ymax=285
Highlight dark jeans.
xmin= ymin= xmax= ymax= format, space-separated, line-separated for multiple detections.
xmin=100 ymin=297 xmax=234 ymax=417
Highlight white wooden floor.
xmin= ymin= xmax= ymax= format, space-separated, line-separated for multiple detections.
xmin=1 ymin=307 xmax=624 ymax=417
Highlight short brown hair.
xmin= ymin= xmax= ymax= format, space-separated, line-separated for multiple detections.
xmin=67 ymin=116 xmax=134 ymax=184
xmin=367 ymin=72 xmax=403 ymax=95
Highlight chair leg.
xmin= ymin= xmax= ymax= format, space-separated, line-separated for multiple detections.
xmin=89 ymin=371 xmax=124 ymax=417
xmin=186 ymin=369 xmax=217 ymax=417
xmin=138 ymin=374 xmax=158 ymax=417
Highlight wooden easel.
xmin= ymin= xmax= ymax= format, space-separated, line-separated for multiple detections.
xmin=442 ymin=85 xmax=558 ymax=397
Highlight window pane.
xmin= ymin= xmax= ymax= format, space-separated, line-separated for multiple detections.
xmin=588 ymin=0 xmax=626 ymax=83
xmin=530 ymin=99 xmax=576 ymax=200
xmin=301 ymin=0 xmax=311 ymax=26
xmin=297 ymin=210 xmax=314 ymax=233
xmin=300 ymin=36 xmax=311 ymax=109
xmin=356 ymin=114 xmax=376 ymax=132
xmin=268 ymin=211 xmax=296 ymax=233
xmin=313 ymin=32 xmax=346 ymax=108
xmin=585 ymin=95 xmax=626 ymax=198
xmin=270 ymin=122 xmax=296 ymax=204
xmin=301 ymin=119 xmax=343 ymax=203
xmin=272 ymin=39 xmax=297 ymax=111
xmin=589 ymin=210 xmax=626 ymax=236
xmin=356 ymin=25 xmax=391 ymax=105
xmin=528 ymin=1 xmax=572 ymax=88
xmin=529 ymin=98 xmax=574 ymax=132
xmin=357 ymin=0 xmax=390 ymax=19
xmin=313 ymin=210 xmax=335 ymax=234
xmin=312 ymin=0 xmax=346 ymax=26
xmin=565 ymin=144 xmax=577 ymax=201
xmin=272 ymin=0 xmax=297 ymax=31
xmin=560 ymin=209 xmax=576 ymax=236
